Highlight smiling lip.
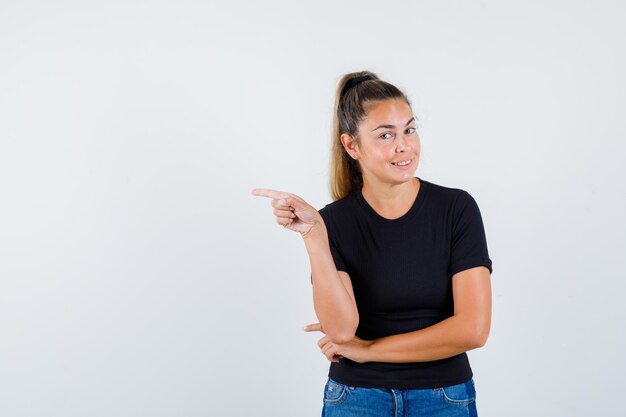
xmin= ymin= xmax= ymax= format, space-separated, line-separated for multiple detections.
xmin=391 ymin=159 xmax=413 ymax=168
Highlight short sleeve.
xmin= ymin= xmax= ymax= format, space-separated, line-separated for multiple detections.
xmin=310 ymin=207 xmax=349 ymax=284
xmin=450 ymin=191 xmax=493 ymax=276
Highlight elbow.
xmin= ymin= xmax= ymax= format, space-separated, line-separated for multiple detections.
xmin=471 ymin=329 xmax=490 ymax=349
xmin=460 ymin=314 xmax=489 ymax=349
xmin=326 ymin=318 xmax=359 ymax=345
xmin=328 ymin=330 xmax=357 ymax=345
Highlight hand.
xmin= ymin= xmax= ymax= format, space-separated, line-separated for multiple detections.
xmin=303 ymin=322 xmax=374 ymax=364
xmin=251 ymin=188 xmax=323 ymax=237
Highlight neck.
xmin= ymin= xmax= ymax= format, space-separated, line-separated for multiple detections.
xmin=361 ymin=176 xmax=420 ymax=211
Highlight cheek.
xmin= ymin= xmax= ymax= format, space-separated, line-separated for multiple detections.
xmin=411 ymin=137 xmax=421 ymax=153
xmin=379 ymin=149 xmax=396 ymax=161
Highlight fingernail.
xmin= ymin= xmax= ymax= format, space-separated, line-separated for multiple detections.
xmin=302 ymin=326 xmax=308 ymax=330
xmin=278 ymin=199 xmax=286 ymax=205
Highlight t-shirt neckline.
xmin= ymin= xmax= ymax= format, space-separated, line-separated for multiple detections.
xmin=355 ymin=177 xmax=429 ymax=224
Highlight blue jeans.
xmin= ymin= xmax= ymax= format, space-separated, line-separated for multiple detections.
xmin=322 ymin=377 xmax=478 ymax=417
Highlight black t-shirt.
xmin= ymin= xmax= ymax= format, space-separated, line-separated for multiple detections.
xmin=314 ymin=177 xmax=493 ymax=389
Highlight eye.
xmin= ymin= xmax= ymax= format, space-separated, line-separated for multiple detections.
xmin=379 ymin=132 xmax=393 ymax=140
xmin=406 ymin=127 xmax=417 ymax=134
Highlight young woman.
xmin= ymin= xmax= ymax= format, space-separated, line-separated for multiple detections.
xmin=252 ymin=71 xmax=492 ymax=417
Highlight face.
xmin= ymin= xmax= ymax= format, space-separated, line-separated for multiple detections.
xmin=341 ymin=99 xmax=420 ymax=186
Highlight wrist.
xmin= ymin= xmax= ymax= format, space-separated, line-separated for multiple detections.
xmin=301 ymin=218 xmax=327 ymax=241
xmin=365 ymin=339 xmax=377 ymax=362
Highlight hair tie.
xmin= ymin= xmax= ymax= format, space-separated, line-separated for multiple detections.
xmin=342 ymin=75 xmax=372 ymax=95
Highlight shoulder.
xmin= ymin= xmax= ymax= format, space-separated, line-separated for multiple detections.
xmin=422 ymin=180 xmax=488 ymax=233
xmin=318 ymin=193 xmax=359 ymax=227
xmin=318 ymin=192 xmax=357 ymax=214
xmin=419 ymin=177 xmax=475 ymax=209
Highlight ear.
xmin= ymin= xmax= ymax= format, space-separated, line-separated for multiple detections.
xmin=340 ymin=133 xmax=360 ymax=160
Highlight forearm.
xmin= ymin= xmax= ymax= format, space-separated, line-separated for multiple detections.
xmin=304 ymin=229 xmax=358 ymax=344
xmin=366 ymin=315 xmax=482 ymax=363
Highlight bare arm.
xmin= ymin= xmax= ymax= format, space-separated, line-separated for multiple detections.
xmin=251 ymin=187 xmax=358 ymax=344
xmin=366 ymin=266 xmax=492 ymax=362
xmin=310 ymin=266 xmax=492 ymax=364
xmin=304 ymin=226 xmax=359 ymax=344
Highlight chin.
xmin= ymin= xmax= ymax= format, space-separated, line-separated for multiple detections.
xmin=387 ymin=174 xmax=416 ymax=185
xmin=398 ymin=170 xmax=418 ymax=181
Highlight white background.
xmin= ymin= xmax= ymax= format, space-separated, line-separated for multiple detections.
xmin=1 ymin=1 xmax=625 ymax=416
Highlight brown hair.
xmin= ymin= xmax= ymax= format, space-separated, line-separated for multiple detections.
xmin=330 ymin=71 xmax=412 ymax=200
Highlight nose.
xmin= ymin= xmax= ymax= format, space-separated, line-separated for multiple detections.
xmin=395 ymin=133 xmax=410 ymax=152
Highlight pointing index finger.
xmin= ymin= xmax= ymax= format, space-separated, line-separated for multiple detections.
xmin=251 ymin=188 xmax=287 ymax=199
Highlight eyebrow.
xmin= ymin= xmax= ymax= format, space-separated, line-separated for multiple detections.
xmin=371 ymin=117 xmax=416 ymax=132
